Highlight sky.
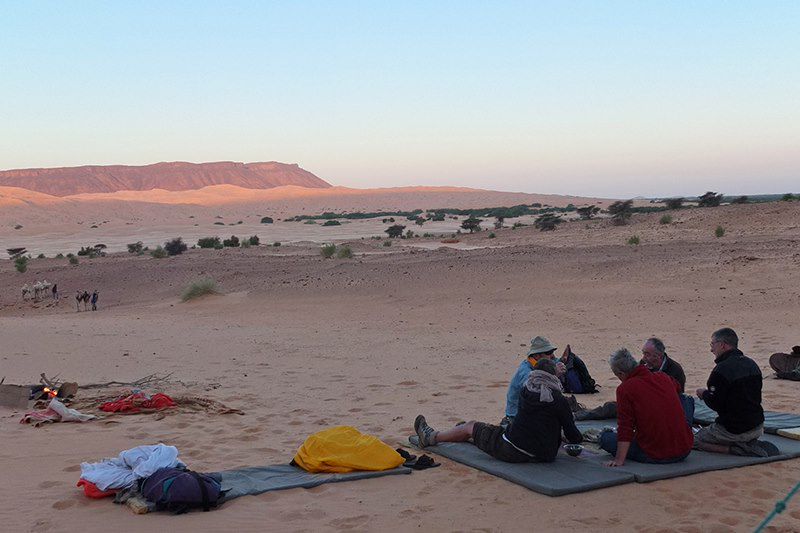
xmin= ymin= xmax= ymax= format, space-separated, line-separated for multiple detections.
xmin=1 ymin=1 xmax=798 ymax=197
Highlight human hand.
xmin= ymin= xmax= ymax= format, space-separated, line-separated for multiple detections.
xmin=556 ymin=362 xmax=567 ymax=377
xmin=606 ymin=459 xmax=624 ymax=467
xmin=696 ymin=388 xmax=706 ymax=399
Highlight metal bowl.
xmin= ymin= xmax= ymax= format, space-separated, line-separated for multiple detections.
xmin=563 ymin=444 xmax=584 ymax=457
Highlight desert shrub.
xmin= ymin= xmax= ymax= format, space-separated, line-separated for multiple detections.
xmin=322 ymin=220 xmax=341 ymax=226
xmin=273 ymin=242 xmax=281 ymax=247
xmin=77 ymin=246 xmax=95 ymax=256
xmin=461 ymin=217 xmax=482 ymax=233
xmin=260 ymin=216 xmax=273 ymax=224
xmin=383 ymin=240 xmax=392 ymax=247
xmin=783 ymin=193 xmax=796 ymax=202
xmin=304 ymin=220 xmax=317 ymax=225
xmin=665 ymin=198 xmax=684 ymax=210
xmin=181 ymin=278 xmax=217 ymax=302
xmin=321 ymin=244 xmax=336 ymax=258
xmin=69 ymin=256 xmax=79 ymax=265
xmin=248 ymin=235 xmax=260 ymax=246
xmin=698 ymin=191 xmax=723 ymax=207
xmin=576 ymin=205 xmax=600 ymax=220
xmin=731 ymin=195 xmax=749 ymax=204
xmin=151 ymin=246 xmax=168 ymax=259
xmin=488 ymin=232 xmax=496 ymax=238
xmin=127 ymin=241 xmax=144 ymax=254
xmin=608 ymin=200 xmax=634 ymax=225
xmin=55 ymin=253 xmax=64 ymax=259
xmin=422 ymin=232 xmax=433 ymax=238
xmin=715 ymin=225 xmax=725 ymax=238
xmin=659 ymin=214 xmax=673 ymax=224
xmin=214 ymin=221 xmax=225 ymax=225
xmin=385 ymin=224 xmax=405 ymax=238
xmin=431 ymin=213 xmax=445 ymax=221
xmin=14 ymin=224 xmax=23 ymax=230
xmin=14 ymin=256 xmax=28 ymax=273
xmin=240 ymin=239 xmax=250 ymax=248
xmin=213 ymin=243 xmax=224 ymax=250
xmin=197 ymin=237 xmax=221 ymax=249
xmin=66 ymin=253 xmax=74 ymax=258
xmin=627 ymin=235 xmax=640 ymax=245
xmin=415 ymin=217 xmax=425 ymax=226
xmin=164 ymin=237 xmax=187 ymax=256
xmin=37 ymin=253 xmax=45 ymax=259
xmin=404 ymin=229 xmax=415 ymax=239
xmin=337 ymin=245 xmax=353 ymax=259
xmin=535 ymin=214 xmax=563 ymax=231
xmin=222 ymin=235 xmax=240 ymax=247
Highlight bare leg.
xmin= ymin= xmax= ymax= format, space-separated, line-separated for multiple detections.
xmin=432 ymin=421 xmax=476 ymax=443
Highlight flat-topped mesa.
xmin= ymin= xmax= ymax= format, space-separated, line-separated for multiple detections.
xmin=0 ymin=161 xmax=332 ymax=196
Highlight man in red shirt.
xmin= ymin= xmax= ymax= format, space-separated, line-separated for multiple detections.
xmin=601 ymin=348 xmax=694 ymax=466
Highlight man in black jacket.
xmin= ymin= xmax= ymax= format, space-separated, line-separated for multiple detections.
xmin=695 ymin=328 xmax=770 ymax=456
xmin=414 ymin=360 xmax=582 ymax=462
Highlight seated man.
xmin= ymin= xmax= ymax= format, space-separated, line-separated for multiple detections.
xmin=560 ymin=344 xmax=598 ymax=394
xmin=601 ymin=348 xmax=693 ymax=466
xmin=415 ymin=359 xmax=582 ymax=463
xmin=695 ymin=328 xmax=775 ymax=457
xmin=502 ymin=336 xmax=561 ymax=427
xmin=575 ymin=337 xmax=689 ymax=421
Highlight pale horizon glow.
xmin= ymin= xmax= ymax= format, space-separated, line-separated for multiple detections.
xmin=1 ymin=1 xmax=798 ymax=197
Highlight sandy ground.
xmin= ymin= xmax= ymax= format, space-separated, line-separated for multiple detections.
xmin=1 ymin=201 xmax=800 ymax=532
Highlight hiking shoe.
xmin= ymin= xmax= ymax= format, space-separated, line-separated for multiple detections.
xmin=730 ymin=439 xmax=771 ymax=457
xmin=414 ymin=415 xmax=438 ymax=447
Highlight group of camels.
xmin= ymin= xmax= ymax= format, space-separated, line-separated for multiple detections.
xmin=21 ymin=280 xmax=54 ymax=301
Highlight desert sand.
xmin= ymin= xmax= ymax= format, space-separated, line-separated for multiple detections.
xmin=1 ymin=198 xmax=800 ymax=532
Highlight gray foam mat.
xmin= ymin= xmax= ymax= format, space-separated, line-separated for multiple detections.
xmin=408 ymin=435 xmax=634 ymax=496
xmin=693 ymin=400 xmax=800 ymax=434
xmin=216 ymin=464 xmax=411 ymax=500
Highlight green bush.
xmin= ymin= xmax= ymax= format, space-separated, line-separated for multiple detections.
xmin=127 ymin=241 xmax=144 ymax=254
xmin=181 ymin=278 xmax=217 ymax=302
xmin=627 ymin=235 xmax=640 ymax=245
xmin=659 ymin=214 xmax=673 ymax=225
xmin=14 ymin=256 xmax=28 ymax=273
xmin=37 ymin=253 xmax=46 ymax=259
xmin=55 ymin=253 xmax=64 ymax=259
xmin=213 ymin=221 xmax=225 ymax=225
xmin=488 ymin=232 xmax=496 ymax=238
xmin=783 ymin=193 xmax=796 ymax=202
xmin=222 ymin=235 xmax=240 ymax=247
xmin=164 ymin=237 xmax=187 ymax=256
xmin=321 ymin=244 xmax=336 ymax=258
xmin=261 ymin=216 xmax=274 ymax=224
xmin=322 ymin=220 xmax=341 ymax=226
xmin=213 ymin=243 xmax=224 ymax=250
xmin=273 ymin=242 xmax=281 ymax=247
xmin=69 ymin=256 xmax=79 ymax=265
xmin=248 ymin=235 xmax=260 ymax=246
xmin=383 ymin=240 xmax=392 ymax=247
xmin=151 ymin=246 xmax=168 ymax=258
xmin=197 ymin=237 xmax=221 ymax=248
xmin=715 ymin=226 xmax=725 ymax=238
xmin=304 ymin=220 xmax=317 ymax=225
xmin=77 ymin=246 xmax=95 ymax=256
xmin=337 ymin=245 xmax=353 ymax=259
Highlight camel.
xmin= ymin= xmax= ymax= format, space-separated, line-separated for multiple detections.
xmin=76 ymin=290 xmax=90 ymax=311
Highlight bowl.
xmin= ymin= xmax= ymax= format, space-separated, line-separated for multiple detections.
xmin=563 ymin=444 xmax=583 ymax=457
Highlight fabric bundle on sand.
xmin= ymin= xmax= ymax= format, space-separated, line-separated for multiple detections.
xmin=100 ymin=392 xmax=177 ymax=413
xmin=293 ymin=426 xmax=405 ymax=473
xmin=79 ymin=444 xmax=184 ymax=491
xmin=20 ymin=398 xmax=96 ymax=427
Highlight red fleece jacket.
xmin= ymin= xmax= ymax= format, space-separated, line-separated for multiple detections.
xmin=616 ymin=365 xmax=693 ymax=460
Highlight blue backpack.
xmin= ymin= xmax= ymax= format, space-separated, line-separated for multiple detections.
xmin=141 ymin=467 xmax=222 ymax=514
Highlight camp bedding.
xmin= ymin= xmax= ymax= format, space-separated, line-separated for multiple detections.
xmin=214 ymin=464 xmax=411 ymax=500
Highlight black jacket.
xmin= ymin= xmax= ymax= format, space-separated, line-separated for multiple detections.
xmin=563 ymin=351 xmax=598 ymax=394
xmin=661 ymin=354 xmax=686 ymax=393
xmin=702 ymin=349 xmax=764 ymax=434
xmin=506 ymin=387 xmax=583 ymax=461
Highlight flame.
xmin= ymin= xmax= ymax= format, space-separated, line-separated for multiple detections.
xmin=43 ymin=387 xmax=58 ymax=398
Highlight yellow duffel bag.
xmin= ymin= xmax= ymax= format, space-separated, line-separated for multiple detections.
xmin=293 ymin=426 xmax=405 ymax=473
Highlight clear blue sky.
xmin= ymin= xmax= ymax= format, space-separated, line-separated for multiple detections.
xmin=1 ymin=1 xmax=798 ymax=196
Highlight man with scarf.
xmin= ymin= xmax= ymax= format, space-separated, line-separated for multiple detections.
xmin=414 ymin=359 xmax=582 ymax=463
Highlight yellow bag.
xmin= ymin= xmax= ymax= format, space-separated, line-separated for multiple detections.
xmin=293 ymin=426 xmax=404 ymax=473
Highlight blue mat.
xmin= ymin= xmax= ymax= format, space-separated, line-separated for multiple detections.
xmin=215 ymin=464 xmax=411 ymax=500
xmin=692 ymin=400 xmax=800 ymax=434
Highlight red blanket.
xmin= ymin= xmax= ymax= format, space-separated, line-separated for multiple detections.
xmin=100 ymin=392 xmax=177 ymax=413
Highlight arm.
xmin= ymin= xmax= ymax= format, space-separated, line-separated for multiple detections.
xmin=607 ymin=441 xmax=631 ymax=467
xmin=504 ymin=365 xmax=526 ymax=417
xmin=701 ymin=369 xmax=729 ymax=412
xmin=557 ymin=396 xmax=583 ymax=444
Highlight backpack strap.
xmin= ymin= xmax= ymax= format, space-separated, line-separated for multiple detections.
xmin=189 ymin=471 xmax=211 ymax=512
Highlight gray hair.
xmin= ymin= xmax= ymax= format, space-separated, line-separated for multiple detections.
xmin=713 ymin=327 xmax=739 ymax=348
xmin=645 ymin=337 xmax=665 ymax=355
xmin=609 ymin=348 xmax=638 ymax=375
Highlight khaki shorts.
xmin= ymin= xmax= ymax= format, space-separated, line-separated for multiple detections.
xmin=695 ymin=422 xmax=763 ymax=445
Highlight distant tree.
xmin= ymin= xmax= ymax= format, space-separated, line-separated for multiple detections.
xmin=415 ymin=217 xmax=425 ymax=226
xmin=534 ymin=213 xmax=563 ymax=231
xmin=385 ymin=224 xmax=405 ymax=238
xmin=494 ymin=215 xmax=505 ymax=229
xmin=406 ymin=214 xmax=420 ymax=221
xmin=782 ymin=193 xmax=796 ymax=202
xmin=222 ymin=235 xmax=240 ymax=247
xmin=731 ymin=195 xmax=749 ymax=204
xmin=431 ymin=213 xmax=445 ymax=221
xmin=698 ymin=191 xmax=723 ymax=207
xmin=664 ymin=197 xmax=684 ymax=210
xmin=127 ymin=241 xmax=144 ymax=254
xmin=248 ymin=235 xmax=260 ymax=246
xmin=576 ymin=205 xmax=600 ymax=220
xmin=260 ymin=216 xmax=274 ymax=224
xmin=164 ymin=237 xmax=188 ymax=256
xmin=607 ymin=200 xmax=634 ymax=225
xmin=461 ymin=217 xmax=482 ymax=233
xmin=322 ymin=220 xmax=341 ymax=226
